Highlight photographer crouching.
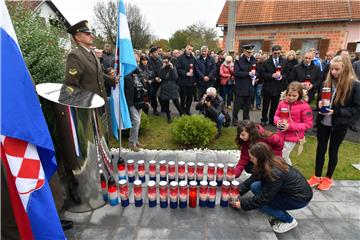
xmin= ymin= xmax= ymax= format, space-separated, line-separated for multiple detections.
xmin=196 ymin=87 xmax=225 ymax=139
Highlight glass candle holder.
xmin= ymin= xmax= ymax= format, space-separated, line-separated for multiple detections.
xmin=177 ymin=161 xmax=186 ymax=182
xmin=226 ymin=163 xmax=235 ymax=182
xmin=207 ymin=163 xmax=215 ymax=182
xmin=187 ymin=162 xmax=195 ymax=183
xmin=321 ymin=87 xmax=331 ymax=113
xmin=159 ymin=181 xmax=168 ymax=208
xmin=117 ymin=157 xmax=126 ymax=181
xmin=137 ymin=160 xmax=145 ymax=183
xmin=199 ymin=180 xmax=208 ymax=207
xmin=179 ymin=180 xmax=188 ymax=208
xmin=170 ymin=181 xmax=178 ymax=209
xmin=159 ymin=160 xmax=167 ymax=182
xmin=216 ymin=163 xmax=224 ymax=186
xmin=107 ymin=176 xmax=118 ymax=206
xmin=168 ymin=161 xmax=176 ymax=182
xmin=230 ymin=180 xmax=240 ymax=201
xmin=196 ymin=162 xmax=204 ymax=184
xmin=148 ymin=160 xmax=157 ymax=182
xmin=134 ymin=180 xmax=143 ymax=207
xmin=126 ymin=159 xmax=135 ymax=183
xmin=208 ymin=181 xmax=217 ymax=208
xmin=220 ymin=180 xmax=230 ymax=207
xmin=147 ymin=180 xmax=157 ymax=207
xmin=189 ymin=181 xmax=197 ymax=208
xmin=99 ymin=170 xmax=108 ymax=202
xmin=118 ymin=179 xmax=129 ymax=207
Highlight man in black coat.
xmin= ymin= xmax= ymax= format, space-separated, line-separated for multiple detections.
xmin=176 ymin=44 xmax=197 ymax=115
xmin=260 ymin=45 xmax=286 ymax=126
xmin=195 ymin=46 xmax=217 ymax=98
xmin=288 ymin=51 xmax=321 ymax=103
xmin=148 ymin=47 xmax=162 ymax=115
xmin=232 ymin=44 xmax=258 ymax=125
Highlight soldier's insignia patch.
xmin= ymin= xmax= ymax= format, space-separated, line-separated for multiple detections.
xmin=69 ymin=68 xmax=78 ymax=75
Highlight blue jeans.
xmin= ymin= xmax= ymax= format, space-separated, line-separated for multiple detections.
xmin=216 ymin=113 xmax=225 ymax=131
xmin=254 ymin=84 xmax=262 ymax=107
xmin=250 ymin=181 xmax=309 ymax=223
xmin=219 ymin=85 xmax=234 ymax=106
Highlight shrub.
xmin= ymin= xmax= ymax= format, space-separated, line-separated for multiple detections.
xmin=171 ymin=115 xmax=217 ymax=147
xmin=140 ymin=111 xmax=150 ymax=132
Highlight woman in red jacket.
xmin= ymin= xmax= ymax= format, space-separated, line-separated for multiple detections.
xmin=219 ymin=56 xmax=234 ymax=109
xmin=235 ymin=120 xmax=284 ymax=178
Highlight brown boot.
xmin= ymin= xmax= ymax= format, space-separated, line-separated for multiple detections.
xmin=136 ymin=142 xmax=145 ymax=148
xmin=129 ymin=145 xmax=140 ymax=152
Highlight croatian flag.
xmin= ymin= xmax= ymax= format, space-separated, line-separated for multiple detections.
xmin=110 ymin=0 xmax=137 ymax=139
xmin=0 ymin=1 xmax=65 ymax=239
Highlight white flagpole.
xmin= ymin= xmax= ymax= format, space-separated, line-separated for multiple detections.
xmin=118 ymin=0 xmax=122 ymax=159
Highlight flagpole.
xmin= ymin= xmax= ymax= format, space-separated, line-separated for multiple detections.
xmin=118 ymin=0 xmax=122 ymax=160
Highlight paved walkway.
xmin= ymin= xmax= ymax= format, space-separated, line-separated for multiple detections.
xmin=63 ymin=150 xmax=360 ymax=240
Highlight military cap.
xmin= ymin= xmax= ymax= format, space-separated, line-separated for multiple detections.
xmin=67 ymin=20 xmax=92 ymax=35
xmin=149 ymin=47 xmax=159 ymax=54
xmin=242 ymin=44 xmax=255 ymax=53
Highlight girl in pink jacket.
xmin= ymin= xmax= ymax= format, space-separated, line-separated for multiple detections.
xmin=274 ymin=82 xmax=313 ymax=165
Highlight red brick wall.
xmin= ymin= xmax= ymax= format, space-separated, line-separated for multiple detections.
xmin=227 ymin=22 xmax=355 ymax=55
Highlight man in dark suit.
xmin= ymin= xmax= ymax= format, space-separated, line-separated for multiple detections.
xmin=232 ymin=44 xmax=258 ymax=124
xmin=195 ymin=46 xmax=217 ymax=98
xmin=260 ymin=45 xmax=286 ymax=126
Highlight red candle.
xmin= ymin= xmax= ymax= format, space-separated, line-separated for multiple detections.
xmin=199 ymin=181 xmax=208 ymax=201
xmin=187 ymin=162 xmax=195 ymax=181
xmin=189 ymin=181 xmax=197 ymax=208
xmin=118 ymin=179 xmax=129 ymax=201
xmin=221 ymin=181 xmax=230 ymax=202
xmin=126 ymin=159 xmax=135 ymax=177
xmin=178 ymin=161 xmax=186 ymax=181
xmin=321 ymin=87 xmax=331 ymax=108
xmin=147 ymin=180 xmax=156 ymax=202
xmin=275 ymin=65 xmax=282 ymax=80
xmin=159 ymin=160 xmax=167 ymax=179
xmin=189 ymin=64 xmax=193 ymax=73
xmin=196 ymin=162 xmax=204 ymax=182
xmin=207 ymin=163 xmax=215 ymax=181
xmin=137 ymin=160 xmax=145 ymax=177
xmin=148 ymin=160 xmax=156 ymax=179
xmin=280 ymin=108 xmax=289 ymax=120
xmin=179 ymin=181 xmax=188 ymax=202
xmin=216 ymin=163 xmax=224 ymax=184
xmin=134 ymin=180 xmax=142 ymax=200
xmin=230 ymin=180 xmax=240 ymax=201
xmin=159 ymin=181 xmax=168 ymax=202
xmin=168 ymin=161 xmax=176 ymax=182
xmin=208 ymin=181 xmax=217 ymax=202
xmin=250 ymin=64 xmax=256 ymax=74
xmin=226 ymin=163 xmax=235 ymax=182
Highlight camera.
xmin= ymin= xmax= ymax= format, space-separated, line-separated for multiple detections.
xmin=205 ymin=95 xmax=214 ymax=102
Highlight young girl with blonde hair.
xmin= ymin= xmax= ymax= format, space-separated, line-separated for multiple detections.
xmin=308 ymin=55 xmax=360 ymax=190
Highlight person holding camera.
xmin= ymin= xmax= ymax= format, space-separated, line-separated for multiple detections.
xmin=159 ymin=56 xmax=183 ymax=123
xmin=230 ymin=142 xmax=312 ymax=234
xmin=195 ymin=87 xmax=225 ymax=139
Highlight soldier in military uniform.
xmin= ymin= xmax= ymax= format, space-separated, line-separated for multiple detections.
xmin=52 ymin=20 xmax=117 ymax=206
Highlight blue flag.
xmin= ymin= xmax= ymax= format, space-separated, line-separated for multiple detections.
xmin=0 ymin=1 xmax=64 ymax=238
xmin=110 ymin=0 xmax=138 ymax=139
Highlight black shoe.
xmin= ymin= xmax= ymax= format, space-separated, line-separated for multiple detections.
xmin=232 ymin=121 xmax=238 ymax=127
xmin=260 ymin=121 xmax=267 ymax=126
xmin=153 ymin=110 xmax=160 ymax=116
xmin=61 ymin=219 xmax=73 ymax=231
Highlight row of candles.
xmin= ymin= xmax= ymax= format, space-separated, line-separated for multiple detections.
xmin=103 ymin=175 xmax=240 ymax=209
xmin=117 ymin=159 xmax=237 ymax=185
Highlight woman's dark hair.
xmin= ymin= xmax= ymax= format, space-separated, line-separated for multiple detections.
xmin=235 ymin=120 xmax=273 ymax=147
xmin=162 ymin=55 xmax=171 ymax=61
xmin=139 ymin=55 xmax=148 ymax=66
xmin=249 ymin=142 xmax=288 ymax=181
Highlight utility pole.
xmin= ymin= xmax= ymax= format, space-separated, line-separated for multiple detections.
xmin=225 ymin=0 xmax=237 ymax=54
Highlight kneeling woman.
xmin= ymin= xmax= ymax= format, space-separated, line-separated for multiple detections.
xmin=230 ymin=142 xmax=312 ymax=233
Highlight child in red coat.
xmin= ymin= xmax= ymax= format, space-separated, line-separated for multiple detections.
xmin=274 ymin=82 xmax=313 ymax=165
xmin=235 ymin=120 xmax=284 ymax=178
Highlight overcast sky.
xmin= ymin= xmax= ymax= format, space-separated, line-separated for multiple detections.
xmin=52 ymin=0 xmax=226 ymax=39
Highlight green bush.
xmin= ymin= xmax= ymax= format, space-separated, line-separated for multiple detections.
xmin=170 ymin=115 xmax=217 ymax=147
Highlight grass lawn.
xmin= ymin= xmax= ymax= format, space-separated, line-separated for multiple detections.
xmin=113 ymin=115 xmax=360 ymax=180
